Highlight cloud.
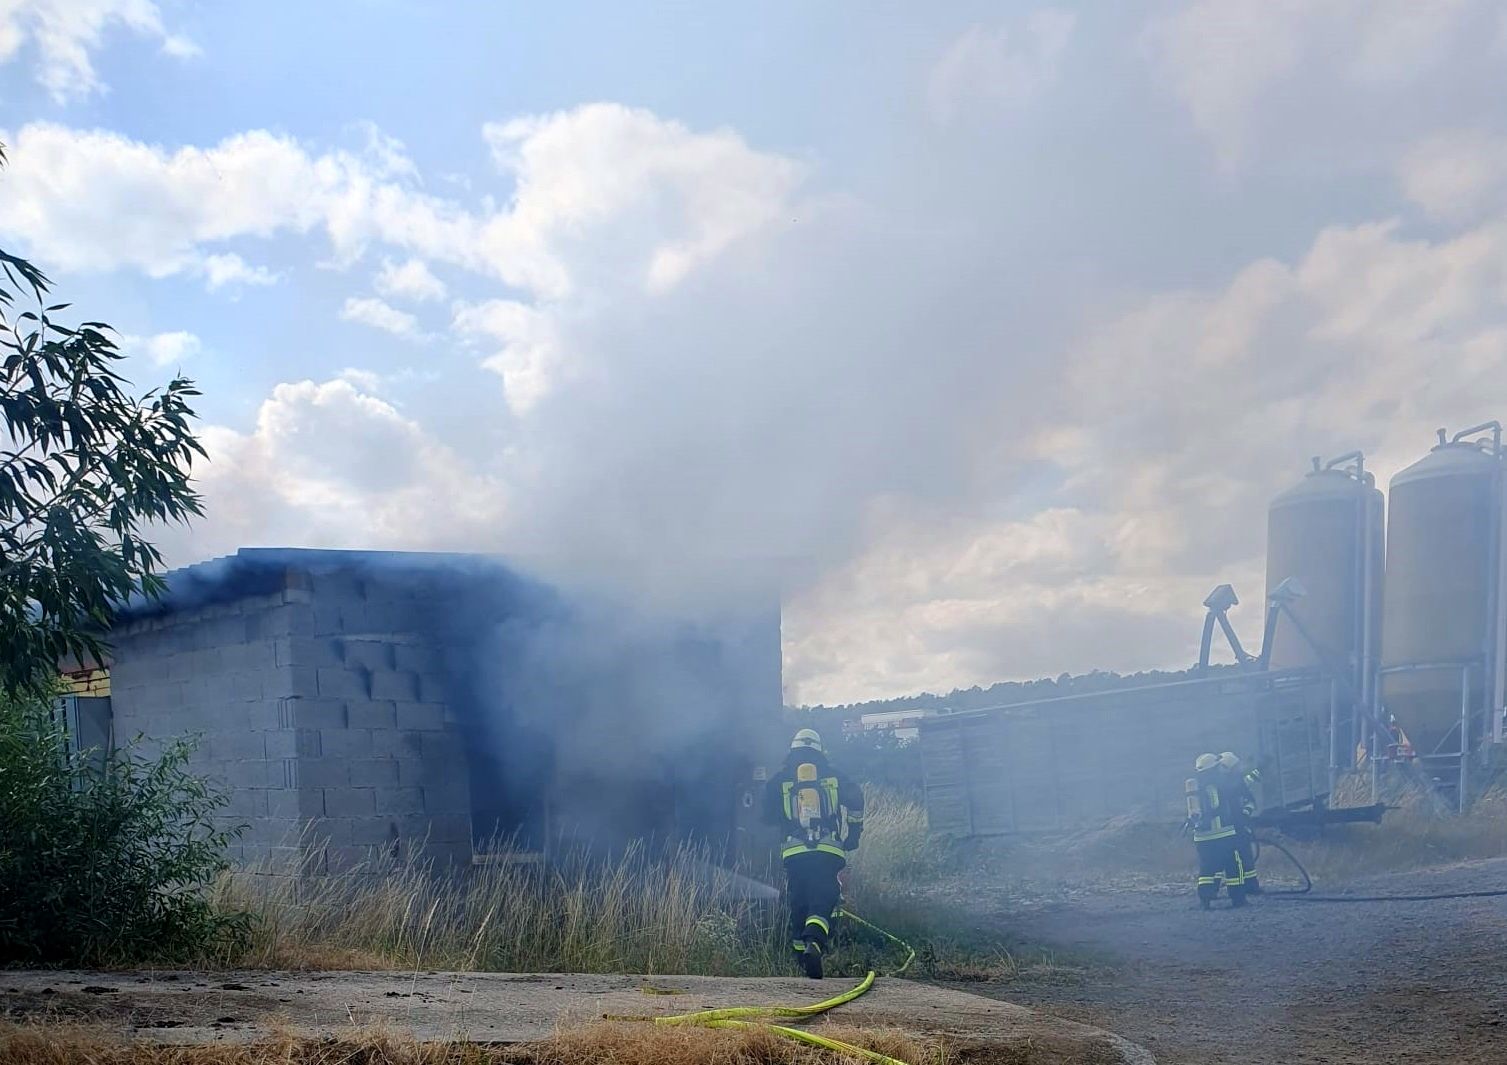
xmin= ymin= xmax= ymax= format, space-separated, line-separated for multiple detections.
xmin=340 ymin=296 xmax=421 ymax=339
xmin=0 ymin=0 xmax=197 ymax=102
xmin=0 ymin=107 xmax=801 ymax=413
xmin=1397 ymin=131 xmax=1507 ymax=222
xmin=928 ymin=9 xmax=1076 ymax=124
xmin=122 ymin=329 xmax=200 ymax=367
xmin=158 ymin=378 xmax=507 ymax=562
xmin=451 ymin=299 xmax=560 ymax=415
xmin=787 ymin=507 xmax=1240 ymax=703
xmin=478 ymin=103 xmax=805 ymax=300
xmin=201 ymin=252 xmax=278 ymax=290
xmin=374 ymin=256 xmax=445 ymax=302
xmin=0 ymin=121 xmax=475 ymax=280
xmin=1143 ymin=0 xmax=1506 ymax=168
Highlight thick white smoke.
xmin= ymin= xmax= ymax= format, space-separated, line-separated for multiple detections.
xmin=13 ymin=4 xmax=1507 ymax=703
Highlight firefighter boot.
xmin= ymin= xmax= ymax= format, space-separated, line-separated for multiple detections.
xmin=800 ymin=937 xmax=824 ymax=979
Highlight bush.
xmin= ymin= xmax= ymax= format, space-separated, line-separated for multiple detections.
xmin=0 ymin=693 xmax=251 ymax=966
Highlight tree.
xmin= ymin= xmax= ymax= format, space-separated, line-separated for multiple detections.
xmin=0 ymin=142 xmax=206 ymax=690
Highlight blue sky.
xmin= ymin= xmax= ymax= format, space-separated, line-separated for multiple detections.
xmin=3 ymin=1 xmax=1506 ymax=703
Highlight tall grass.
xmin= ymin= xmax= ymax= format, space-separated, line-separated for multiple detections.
xmin=207 ymin=792 xmax=1013 ymax=979
xmin=215 ymin=839 xmax=785 ymax=976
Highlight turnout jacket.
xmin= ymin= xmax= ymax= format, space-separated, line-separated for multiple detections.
xmin=1190 ymin=765 xmax=1259 ymax=843
xmin=763 ymin=749 xmax=865 ymax=860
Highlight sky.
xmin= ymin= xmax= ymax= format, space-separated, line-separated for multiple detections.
xmin=2 ymin=0 xmax=1506 ymax=706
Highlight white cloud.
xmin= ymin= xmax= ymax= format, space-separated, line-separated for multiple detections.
xmin=1143 ymin=0 xmax=1505 ymax=168
xmin=0 ymin=0 xmax=197 ymax=102
xmin=478 ymin=103 xmax=805 ymax=300
xmin=374 ymin=256 xmax=445 ymax=302
xmin=0 ymin=108 xmax=801 ymax=303
xmin=451 ymin=299 xmax=561 ymax=415
xmin=1397 ymin=131 xmax=1507 ymax=222
xmin=0 ymin=121 xmax=475 ymax=280
xmin=0 ymin=108 xmax=801 ymax=415
xmin=928 ymin=9 xmax=1076 ymax=124
xmin=340 ymin=295 xmax=421 ymax=339
xmin=352 ymin=120 xmax=418 ymax=181
xmin=335 ymin=367 xmax=384 ymax=393
xmin=157 ymin=378 xmax=507 ymax=562
xmin=201 ymin=252 xmax=278 ymax=290
xmin=787 ymin=507 xmax=1239 ymax=703
xmin=122 ymin=329 xmax=200 ymax=367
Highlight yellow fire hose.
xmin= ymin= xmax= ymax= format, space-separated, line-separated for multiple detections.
xmin=608 ymin=908 xmax=919 ymax=1065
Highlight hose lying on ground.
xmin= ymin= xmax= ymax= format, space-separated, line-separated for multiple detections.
xmin=1258 ymin=835 xmax=1507 ymax=903
xmin=606 ymin=908 xmax=918 ymax=1065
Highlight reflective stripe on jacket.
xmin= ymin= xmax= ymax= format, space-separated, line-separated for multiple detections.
xmin=763 ymin=751 xmax=865 ymax=860
xmin=1191 ymin=780 xmax=1237 ymax=842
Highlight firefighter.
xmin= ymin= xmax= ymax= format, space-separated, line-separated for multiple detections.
xmin=1187 ymin=752 xmax=1248 ymax=909
xmin=763 ymin=728 xmax=865 ymax=978
xmin=1219 ymin=751 xmax=1261 ymax=895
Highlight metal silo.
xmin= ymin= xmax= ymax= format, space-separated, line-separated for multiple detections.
xmin=1265 ymin=454 xmax=1384 ymax=684
xmin=1380 ymin=423 xmax=1506 ymax=805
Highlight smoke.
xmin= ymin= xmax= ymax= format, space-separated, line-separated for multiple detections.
xmin=106 ymin=3 xmax=1507 ymax=705
xmin=470 ymin=591 xmax=780 ymax=847
xmin=128 ymin=549 xmax=781 ymax=849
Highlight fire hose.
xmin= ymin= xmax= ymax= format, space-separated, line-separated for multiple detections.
xmin=1256 ymin=836 xmax=1507 ymax=903
xmin=607 ymin=907 xmax=918 ymax=1065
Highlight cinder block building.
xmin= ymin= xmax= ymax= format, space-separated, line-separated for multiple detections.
xmin=63 ymin=548 xmax=782 ymax=872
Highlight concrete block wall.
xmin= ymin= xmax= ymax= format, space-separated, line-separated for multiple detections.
xmin=111 ymin=565 xmax=474 ymax=873
xmin=287 ymin=568 xmax=472 ymax=871
xmin=110 ymin=586 xmax=312 ymax=870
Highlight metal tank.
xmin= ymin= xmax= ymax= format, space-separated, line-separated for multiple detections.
xmin=1380 ymin=424 xmax=1506 ymax=791
xmin=1265 ymin=454 xmax=1384 ymax=687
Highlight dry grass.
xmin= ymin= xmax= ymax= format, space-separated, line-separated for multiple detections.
xmin=212 ymin=840 xmax=786 ymax=977
xmin=977 ymin=777 xmax=1507 ymax=892
xmin=197 ymin=793 xmax=1013 ymax=981
xmin=1276 ymin=777 xmax=1507 ymax=883
xmin=0 ymin=1022 xmax=951 ymax=1065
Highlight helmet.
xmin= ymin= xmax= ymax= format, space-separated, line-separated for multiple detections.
xmin=1195 ymin=752 xmax=1219 ymax=773
xmin=791 ymin=728 xmax=824 ymax=753
xmin=1218 ymin=751 xmax=1241 ymax=771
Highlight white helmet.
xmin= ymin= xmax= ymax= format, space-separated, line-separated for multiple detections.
xmin=791 ymin=728 xmax=824 ymax=753
xmin=1218 ymin=751 xmax=1241 ymax=771
xmin=1195 ymin=752 xmax=1219 ymax=773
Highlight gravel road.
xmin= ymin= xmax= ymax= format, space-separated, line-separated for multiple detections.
xmin=976 ymin=856 xmax=1507 ymax=1064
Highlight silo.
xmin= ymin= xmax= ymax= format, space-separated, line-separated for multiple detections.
xmin=1380 ymin=425 xmax=1505 ymax=771
xmin=1265 ymin=455 xmax=1384 ymax=688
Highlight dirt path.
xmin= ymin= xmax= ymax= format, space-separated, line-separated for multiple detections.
xmin=0 ymin=969 xmax=1150 ymax=1064
xmin=973 ymin=857 xmax=1507 ymax=1065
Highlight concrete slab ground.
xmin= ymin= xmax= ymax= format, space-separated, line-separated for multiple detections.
xmin=1 ymin=969 xmax=1152 ymax=1063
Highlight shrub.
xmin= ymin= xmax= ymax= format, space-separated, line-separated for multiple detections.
xmin=0 ymin=692 xmax=251 ymax=966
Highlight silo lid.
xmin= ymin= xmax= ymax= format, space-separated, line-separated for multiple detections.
xmin=1270 ymin=466 xmax=1376 ymax=508
xmin=1391 ymin=442 xmax=1500 ymax=489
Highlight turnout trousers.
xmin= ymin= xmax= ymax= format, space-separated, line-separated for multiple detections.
xmin=1194 ymin=835 xmax=1248 ymax=906
xmin=1236 ymin=831 xmax=1260 ymax=894
xmin=783 ymin=850 xmax=846 ymax=953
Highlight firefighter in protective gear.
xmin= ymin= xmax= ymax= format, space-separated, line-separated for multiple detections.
xmin=1219 ymin=751 xmax=1262 ymax=895
xmin=1186 ymin=752 xmax=1249 ymax=908
xmin=763 ymin=728 xmax=865 ymax=979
